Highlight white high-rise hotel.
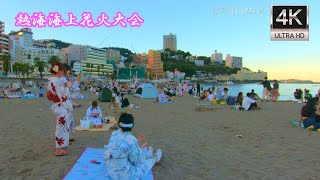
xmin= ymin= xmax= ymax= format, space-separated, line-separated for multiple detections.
xmin=211 ymin=50 xmax=223 ymax=64
xmin=9 ymin=28 xmax=59 ymax=65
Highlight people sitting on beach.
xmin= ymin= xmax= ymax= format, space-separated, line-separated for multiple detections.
xmin=86 ymin=101 xmax=103 ymax=128
xmin=199 ymin=90 xmax=209 ymax=100
xmin=294 ymin=89 xmax=303 ymax=101
xmin=249 ymin=89 xmax=261 ymax=100
xmin=216 ymin=88 xmax=229 ymax=103
xmin=304 ymin=90 xmax=313 ymax=102
xmin=242 ymin=93 xmax=260 ymax=111
xmin=120 ymin=93 xmax=132 ymax=108
xmin=159 ymin=91 xmax=169 ymax=103
xmin=104 ymin=113 xmax=162 ymax=179
xmin=316 ymin=89 xmax=320 ymax=98
xmin=235 ymin=92 xmax=245 ymax=111
xmin=299 ymin=97 xmax=320 ymax=129
xmin=207 ymin=92 xmax=215 ymax=102
xmin=107 ymin=97 xmax=119 ymax=115
xmin=188 ymin=87 xmax=195 ymax=96
xmin=166 ymin=89 xmax=176 ymax=97
xmin=3 ymin=87 xmax=9 ymax=98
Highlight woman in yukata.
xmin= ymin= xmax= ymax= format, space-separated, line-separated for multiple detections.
xmin=104 ymin=113 xmax=162 ymax=180
xmin=64 ymin=65 xmax=83 ymax=107
xmin=47 ymin=62 xmax=73 ymax=156
xmin=86 ymin=100 xmax=103 ymax=128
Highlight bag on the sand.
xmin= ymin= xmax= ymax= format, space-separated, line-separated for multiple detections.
xmin=227 ymin=96 xmax=236 ymax=105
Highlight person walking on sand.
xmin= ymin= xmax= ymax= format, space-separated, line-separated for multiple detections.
xmin=182 ymin=82 xmax=188 ymax=96
xmin=47 ymin=62 xmax=73 ymax=156
xmin=196 ymin=82 xmax=201 ymax=97
xmin=271 ymin=80 xmax=279 ymax=102
xmin=260 ymin=77 xmax=271 ymax=102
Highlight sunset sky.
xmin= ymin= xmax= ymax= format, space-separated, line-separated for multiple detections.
xmin=0 ymin=0 xmax=319 ymax=81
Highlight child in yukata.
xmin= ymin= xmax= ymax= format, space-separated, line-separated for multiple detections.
xmin=86 ymin=101 xmax=103 ymax=128
xmin=104 ymin=113 xmax=162 ymax=180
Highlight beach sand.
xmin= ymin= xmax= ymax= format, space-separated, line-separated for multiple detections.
xmin=1 ymin=93 xmax=320 ymax=179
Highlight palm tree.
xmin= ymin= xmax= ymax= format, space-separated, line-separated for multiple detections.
xmin=34 ymin=57 xmax=46 ymax=78
xmin=97 ymin=64 xmax=100 ymax=75
xmin=90 ymin=64 xmax=93 ymax=75
xmin=13 ymin=62 xmax=22 ymax=77
xmin=22 ymin=63 xmax=33 ymax=78
xmin=85 ymin=63 xmax=90 ymax=74
xmin=0 ymin=54 xmax=10 ymax=76
xmin=100 ymin=64 xmax=104 ymax=75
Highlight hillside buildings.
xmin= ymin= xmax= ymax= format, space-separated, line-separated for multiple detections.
xmin=225 ymin=54 xmax=243 ymax=69
xmin=211 ymin=50 xmax=223 ymax=64
xmin=147 ymin=50 xmax=165 ymax=79
xmin=63 ymin=45 xmax=113 ymax=75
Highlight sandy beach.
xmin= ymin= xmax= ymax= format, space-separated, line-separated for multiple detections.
xmin=1 ymin=92 xmax=320 ymax=179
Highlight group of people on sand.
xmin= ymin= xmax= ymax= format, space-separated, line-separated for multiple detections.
xmin=294 ymin=88 xmax=319 ymax=103
xmin=1 ymin=82 xmax=45 ymax=98
xmin=260 ymin=77 xmax=279 ymax=102
xmin=46 ymin=62 xmax=162 ymax=179
xmin=235 ymin=92 xmax=261 ymax=111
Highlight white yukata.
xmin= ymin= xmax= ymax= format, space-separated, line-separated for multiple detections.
xmin=104 ymin=130 xmax=156 ymax=180
xmin=47 ymin=77 xmax=73 ymax=148
xmin=86 ymin=106 xmax=103 ymax=125
xmin=68 ymin=77 xmax=83 ymax=99
xmin=159 ymin=93 xmax=168 ymax=103
xmin=60 ymin=76 xmax=75 ymax=134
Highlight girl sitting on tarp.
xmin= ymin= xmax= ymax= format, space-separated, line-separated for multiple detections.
xmin=300 ymin=97 xmax=320 ymax=129
xmin=104 ymin=113 xmax=162 ymax=180
xmin=86 ymin=101 xmax=103 ymax=128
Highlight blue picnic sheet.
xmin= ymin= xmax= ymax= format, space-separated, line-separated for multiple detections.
xmin=64 ymin=148 xmax=153 ymax=180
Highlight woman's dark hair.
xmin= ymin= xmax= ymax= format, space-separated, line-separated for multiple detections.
xmin=118 ymin=113 xmax=134 ymax=132
xmin=236 ymin=92 xmax=243 ymax=104
xmin=49 ymin=62 xmax=65 ymax=74
xmin=92 ymin=100 xmax=98 ymax=107
xmin=64 ymin=64 xmax=72 ymax=74
xmin=301 ymin=98 xmax=319 ymax=117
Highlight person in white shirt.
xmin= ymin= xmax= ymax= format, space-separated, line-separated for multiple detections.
xmin=207 ymin=93 xmax=215 ymax=101
xmin=242 ymin=93 xmax=260 ymax=111
xmin=115 ymin=93 xmax=122 ymax=108
xmin=86 ymin=101 xmax=103 ymax=128
xmin=216 ymin=88 xmax=229 ymax=102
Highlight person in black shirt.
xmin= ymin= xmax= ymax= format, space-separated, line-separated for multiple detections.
xmin=300 ymin=97 xmax=320 ymax=129
xmin=260 ymin=77 xmax=271 ymax=101
xmin=196 ymin=82 xmax=201 ymax=97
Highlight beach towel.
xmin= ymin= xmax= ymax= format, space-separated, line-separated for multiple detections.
xmin=64 ymin=148 xmax=153 ymax=180
xmin=0 ymin=95 xmax=21 ymax=99
xmin=20 ymin=95 xmax=39 ymax=99
xmin=75 ymin=121 xmax=117 ymax=132
xmin=290 ymin=121 xmax=320 ymax=131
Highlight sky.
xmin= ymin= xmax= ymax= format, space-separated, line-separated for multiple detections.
xmin=0 ymin=0 xmax=319 ymax=81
